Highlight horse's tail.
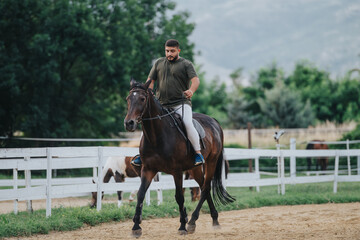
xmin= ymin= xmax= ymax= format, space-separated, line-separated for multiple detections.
xmin=211 ymin=149 xmax=235 ymax=206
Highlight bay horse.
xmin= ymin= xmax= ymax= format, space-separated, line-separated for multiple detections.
xmin=306 ymin=140 xmax=329 ymax=171
xmin=124 ymin=79 xmax=235 ymax=237
xmin=90 ymin=156 xmax=141 ymax=208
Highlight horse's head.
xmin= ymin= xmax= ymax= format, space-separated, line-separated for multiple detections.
xmin=124 ymin=79 xmax=151 ymax=132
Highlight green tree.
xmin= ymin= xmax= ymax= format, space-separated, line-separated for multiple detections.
xmin=340 ymin=123 xmax=360 ymax=149
xmin=227 ymin=97 xmax=264 ymax=129
xmin=0 ymin=0 xmax=195 ymax=146
xmin=332 ymin=76 xmax=360 ymax=123
xmin=229 ymin=67 xmax=244 ymax=92
xmin=227 ymin=63 xmax=285 ymax=128
xmin=258 ymin=82 xmax=315 ymax=128
xmin=192 ymin=69 xmax=228 ymax=126
xmin=285 ymin=61 xmax=335 ymax=122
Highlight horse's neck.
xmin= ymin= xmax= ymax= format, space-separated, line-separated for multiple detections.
xmin=141 ymin=96 xmax=169 ymax=145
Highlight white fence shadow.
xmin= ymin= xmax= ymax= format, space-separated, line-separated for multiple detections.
xmin=1 ymin=144 xmax=360 ymax=216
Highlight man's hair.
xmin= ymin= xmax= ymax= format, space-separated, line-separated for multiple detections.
xmin=165 ymin=39 xmax=180 ymax=48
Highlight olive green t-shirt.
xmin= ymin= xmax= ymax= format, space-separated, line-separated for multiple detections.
xmin=148 ymin=57 xmax=197 ymax=107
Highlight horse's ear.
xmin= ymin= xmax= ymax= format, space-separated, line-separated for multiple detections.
xmin=130 ymin=78 xmax=137 ymax=87
xmin=144 ymin=80 xmax=151 ymax=90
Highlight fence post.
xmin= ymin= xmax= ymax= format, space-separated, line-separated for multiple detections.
xmin=255 ymin=157 xmax=260 ymax=192
xmin=46 ymin=148 xmax=52 ymax=217
xmin=333 ymin=151 xmax=339 ymax=193
xmin=96 ymin=147 xmax=104 ymax=211
xmin=13 ymin=167 xmax=18 ymax=215
xmin=24 ymin=156 xmax=33 ymax=213
xmin=156 ymin=173 xmax=163 ymax=205
xmin=290 ymin=138 xmax=296 ymax=180
xmin=347 ymin=139 xmax=351 ymax=176
xmin=274 ymin=130 xmax=285 ymax=195
xmin=277 ymin=144 xmax=281 ymax=194
xmin=358 ymin=156 xmax=360 ymax=175
xmin=146 ymin=188 xmax=151 ymax=206
xmin=280 ymin=152 xmax=285 ymax=195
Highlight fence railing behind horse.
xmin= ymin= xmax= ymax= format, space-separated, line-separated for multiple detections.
xmin=1 ymin=145 xmax=360 ymax=216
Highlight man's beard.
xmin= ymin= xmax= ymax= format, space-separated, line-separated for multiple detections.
xmin=167 ymin=54 xmax=179 ymax=62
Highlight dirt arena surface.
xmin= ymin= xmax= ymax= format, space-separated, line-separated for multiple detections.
xmin=3 ymin=201 xmax=360 ymax=240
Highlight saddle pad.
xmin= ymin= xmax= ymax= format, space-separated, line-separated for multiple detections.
xmin=192 ymin=119 xmax=205 ymax=139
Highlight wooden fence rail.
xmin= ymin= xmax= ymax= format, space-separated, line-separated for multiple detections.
xmin=1 ymin=143 xmax=360 ymax=216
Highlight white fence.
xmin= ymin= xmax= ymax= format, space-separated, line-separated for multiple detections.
xmin=1 ymin=144 xmax=360 ymax=216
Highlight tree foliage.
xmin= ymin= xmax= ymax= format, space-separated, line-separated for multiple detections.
xmin=0 ymin=0 xmax=195 ymax=144
xmin=227 ymin=60 xmax=360 ymax=129
xmin=192 ymin=70 xmax=228 ymax=126
xmin=258 ymin=82 xmax=315 ymax=128
xmin=285 ymin=61 xmax=335 ymax=122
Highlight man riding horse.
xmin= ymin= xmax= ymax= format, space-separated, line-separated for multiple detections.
xmin=131 ymin=39 xmax=204 ymax=167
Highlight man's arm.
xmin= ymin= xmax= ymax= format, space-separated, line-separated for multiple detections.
xmin=183 ymin=76 xmax=199 ymax=99
xmin=146 ymin=78 xmax=155 ymax=90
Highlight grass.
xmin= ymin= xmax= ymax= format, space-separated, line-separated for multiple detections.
xmin=1 ymin=182 xmax=360 ymax=238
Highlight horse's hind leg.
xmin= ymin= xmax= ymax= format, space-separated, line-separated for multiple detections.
xmin=186 ymin=166 xmax=211 ymax=234
xmin=114 ymin=171 xmax=125 ymax=207
xmin=173 ymin=173 xmax=188 ymax=235
xmin=90 ymin=168 xmax=114 ymax=208
xmin=187 ymin=183 xmax=210 ymax=234
xmin=206 ymin=193 xmax=220 ymax=228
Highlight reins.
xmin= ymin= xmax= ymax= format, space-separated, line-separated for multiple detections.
xmin=128 ymin=87 xmax=184 ymax=123
xmin=141 ymin=106 xmax=182 ymax=121
xmin=128 ymin=86 xmax=188 ymax=142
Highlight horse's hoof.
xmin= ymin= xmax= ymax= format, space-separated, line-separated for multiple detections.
xmin=213 ymin=224 xmax=221 ymax=230
xmin=132 ymin=229 xmax=142 ymax=238
xmin=187 ymin=223 xmax=196 ymax=234
xmin=213 ymin=220 xmax=220 ymax=228
xmin=178 ymin=230 xmax=188 ymax=235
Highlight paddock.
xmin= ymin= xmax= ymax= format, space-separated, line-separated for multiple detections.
xmin=4 ymin=202 xmax=360 ymax=240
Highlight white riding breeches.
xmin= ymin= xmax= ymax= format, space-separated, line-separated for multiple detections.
xmin=173 ymin=104 xmax=201 ymax=152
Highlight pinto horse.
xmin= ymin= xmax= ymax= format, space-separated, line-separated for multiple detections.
xmin=90 ymin=156 xmax=141 ymax=208
xmin=124 ymin=79 xmax=235 ymax=237
xmin=306 ymin=140 xmax=329 ymax=171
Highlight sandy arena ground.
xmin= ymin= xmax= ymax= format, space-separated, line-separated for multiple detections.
xmin=2 ymin=199 xmax=360 ymax=240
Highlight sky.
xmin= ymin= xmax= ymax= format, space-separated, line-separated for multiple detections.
xmin=173 ymin=0 xmax=360 ymax=86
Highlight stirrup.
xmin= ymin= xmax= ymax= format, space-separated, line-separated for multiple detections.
xmin=131 ymin=155 xmax=142 ymax=167
xmin=194 ymin=153 xmax=205 ymax=166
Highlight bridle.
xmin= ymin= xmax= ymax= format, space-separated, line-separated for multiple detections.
xmin=127 ymin=85 xmax=188 ymax=141
xmin=127 ymin=87 xmax=182 ymax=123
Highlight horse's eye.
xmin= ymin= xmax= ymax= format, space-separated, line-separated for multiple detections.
xmin=140 ymin=97 xmax=146 ymax=102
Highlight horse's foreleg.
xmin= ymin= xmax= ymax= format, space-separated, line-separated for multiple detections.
xmin=116 ymin=191 xmax=123 ymax=207
xmin=132 ymin=170 xmax=156 ymax=238
xmin=307 ymin=158 xmax=312 ymax=171
xmin=316 ymin=159 xmax=319 ymax=171
xmin=173 ymin=173 xmax=188 ymax=235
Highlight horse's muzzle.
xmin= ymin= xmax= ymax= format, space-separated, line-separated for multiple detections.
xmin=124 ymin=119 xmax=137 ymax=132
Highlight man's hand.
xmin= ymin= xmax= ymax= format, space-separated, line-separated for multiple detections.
xmin=183 ymin=89 xmax=193 ymax=99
